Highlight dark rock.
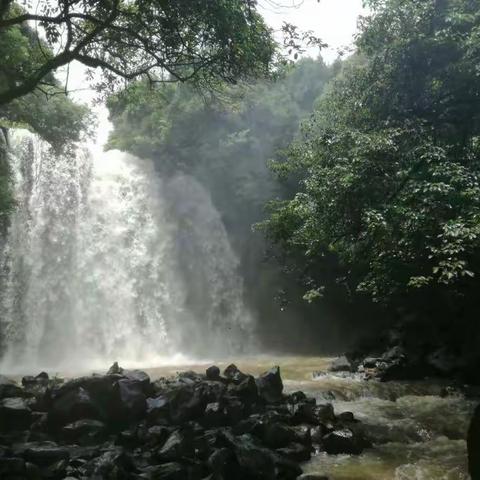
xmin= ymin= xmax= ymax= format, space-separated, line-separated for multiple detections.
xmin=206 ymin=366 xmax=220 ymax=381
xmin=147 ymin=395 xmax=170 ymax=424
xmin=157 ymin=429 xmax=194 ymax=461
xmin=322 ymin=428 xmax=369 ymax=455
xmin=202 ymin=402 xmax=228 ymax=428
xmin=276 ymin=442 xmax=311 ymax=462
xmin=0 ymin=397 xmax=32 ymax=431
xmin=42 ymin=458 xmax=68 ymax=478
xmin=0 ymin=457 xmax=26 ymax=476
xmin=224 ymin=397 xmax=245 ymax=425
xmin=123 ymin=370 xmax=151 ymax=390
xmin=169 ymin=387 xmax=206 ymax=424
xmin=207 ymin=447 xmax=235 ymax=477
xmin=145 ymin=425 xmax=170 ymax=446
xmin=48 ymin=386 xmax=100 ymax=428
xmin=256 ymin=367 xmax=283 ymax=404
xmin=330 ymin=356 xmax=353 ymax=373
xmin=468 ymin=403 xmax=480 ymax=480
xmin=362 ymin=357 xmax=380 ymax=369
xmin=0 ymin=375 xmax=23 ymax=399
xmin=107 ymin=361 xmax=123 ymax=375
xmin=263 ymin=422 xmax=297 ymax=448
xmin=337 ymin=411 xmax=356 ymax=424
xmin=315 ymin=403 xmax=335 ymax=424
xmin=62 ymin=419 xmax=106 ymax=444
xmin=233 ymin=434 xmax=275 ymax=480
xmin=310 ymin=425 xmax=327 ymax=444
xmin=287 ymin=391 xmax=307 ymax=404
xmin=223 ymin=364 xmax=248 ymax=384
xmin=115 ymin=377 xmax=147 ymax=420
xmin=290 ymin=402 xmax=319 ymax=425
xmin=227 ymin=375 xmax=258 ymax=404
xmin=84 ymin=447 xmax=133 ymax=478
xmin=271 ymin=452 xmax=303 ymax=480
xmin=22 ymin=441 xmax=69 ymax=466
xmin=142 ymin=462 xmax=188 ymax=480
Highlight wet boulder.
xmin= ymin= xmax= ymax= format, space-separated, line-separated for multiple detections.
xmin=0 ymin=457 xmax=26 ymax=477
xmin=208 ymin=447 xmax=236 ymax=478
xmin=206 ymin=365 xmax=221 ymax=381
xmin=202 ymin=402 xmax=228 ymax=428
xmin=157 ymin=428 xmax=194 ymax=461
xmin=169 ymin=386 xmax=206 ymax=424
xmin=227 ymin=375 xmax=258 ymax=405
xmin=147 ymin=395 xmax=170 ymax=424
xmin=233 ymin=434 xmax=276 ymax=480
xmin=21 ymin=441 xmax=69 ymax=467
xmin=62 ymin=419 xmax=106 ymax=444
xmin=114 ymin=377 xmax=147 ymax=420
xmin=223 ymin=364 xmax=248 ymax=384
xmin=0 ymin=396 xmax=32 ymax=431
xmin=276 ymin=442 xmax=311 ymax=462
xmin=262 ymin=422 xmax=298 ymax=448
xmin=0 ymin=375 xmax=24 ymax=399
xmin=330 ymin=356 xmax=353 ymax=373
xmin=322 ymin=428 xmax=369 ymax=455
xmin=141 ymin=461 xmax=189 ymax=480
xmin=84 ymin=447 xmax=133 ymax=478
xmin=48 ymin=386 xmax=101 ymax=428
xmin=256 ymin=367 xmax=283 ymax=403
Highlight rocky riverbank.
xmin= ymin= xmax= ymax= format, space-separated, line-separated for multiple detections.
xmin=0 ymin=362 xmax=371 ymax=479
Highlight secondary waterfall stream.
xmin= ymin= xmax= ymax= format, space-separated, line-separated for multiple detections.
xmin=0 ymin=131 xmax=254 ymax=372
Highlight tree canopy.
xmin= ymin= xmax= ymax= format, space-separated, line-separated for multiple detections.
xmin=262 ymin=0 xmax=480 ymax=316
xmin=0 ymin=0 xmax=277 ymax=106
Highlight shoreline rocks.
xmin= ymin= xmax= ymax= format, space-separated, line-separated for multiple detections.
xmin=0 ymin=363 xmax=370 ymax=479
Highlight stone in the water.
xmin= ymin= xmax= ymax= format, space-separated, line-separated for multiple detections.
xmin=276 ymin=442 xmax=311 ymax=462
xmin=322 ymin=428 xmax=368 ymax=455
xmin=206 ymin=365 xmax=220 ymax=381
xmin=256 ymin=366 xmax=283 ymax=403
xmin=337 ymin=411 xmax=355 ymax=423
xmin=330 ymin=356 xmax=353 ymax=373
xmin=223 ymin=364 xmax=248 ymax=384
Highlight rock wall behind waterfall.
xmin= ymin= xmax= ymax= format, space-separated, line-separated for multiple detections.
xmin=0 ymin=131 xmax=254 ymax=372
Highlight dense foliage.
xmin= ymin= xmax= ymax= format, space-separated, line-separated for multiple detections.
xmin=263 ymin=0 xmax=480 ymax=320
xmin=107 ymin=58 xmax=343 ymax=350
xmin=0 ymin=0 xmax=276 ymax=106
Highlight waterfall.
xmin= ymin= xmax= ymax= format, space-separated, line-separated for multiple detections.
xmin=0 ymin=131 xmax=254 ymax=373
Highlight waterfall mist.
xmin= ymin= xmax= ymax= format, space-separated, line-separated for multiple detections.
xmin=0 ymin=131 xmax=254 ymax=373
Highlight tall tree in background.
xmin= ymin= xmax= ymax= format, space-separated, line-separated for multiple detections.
xmin=263 ymin=0 xmax=480 ymax=321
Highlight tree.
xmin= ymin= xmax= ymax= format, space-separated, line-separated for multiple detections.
xmin=262 ymin=0 xmax=480 ymax=317
xmin=0 ymin=0 xmax=276 ymax=106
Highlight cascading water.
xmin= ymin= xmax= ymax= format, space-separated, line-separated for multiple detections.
xmin=0 ymin=131 xmax=254 ymax=372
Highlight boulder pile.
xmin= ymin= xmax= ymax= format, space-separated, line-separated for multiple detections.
xmin=0 ymin=363 xmax=370 ymax=479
